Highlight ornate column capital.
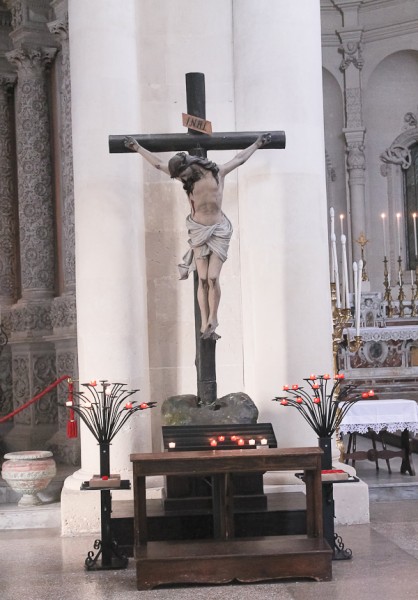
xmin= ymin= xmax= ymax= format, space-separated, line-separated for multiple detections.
xmin=47 ymin=15 xmax=68 ymax=42
xmin=6 ymin=46 xmax=57 ymax=76
xmin=346 ymin=142 xmax=366 ymax=171
xmin=339 ymin=39 xmax=364 ymax=71
xmin=380 ymin=144 xmax=411 ymax=170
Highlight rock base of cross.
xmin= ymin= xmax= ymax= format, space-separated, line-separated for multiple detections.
xmin=161 ymin=392 xmax=258 ymax=426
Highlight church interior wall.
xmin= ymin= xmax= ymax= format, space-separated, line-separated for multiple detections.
xmin=323 ymin=67 xmax=347 ymax=239
xmin=363 ymin=49 xmax=418 ymax=290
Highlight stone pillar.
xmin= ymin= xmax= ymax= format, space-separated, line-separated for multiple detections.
xmin=45 ymin=2 xmax=79 ymax=465
xmin=61 ymin=0 xmax=151 ymax=534
xmin=5 ymin=46 xmax=58 ymax=451
xmin=7 ymin=46 xmax=57 ymax=302
xmin=0 ymin=74 xmax=16 ymax=422
xmin=335 ymin=0 xmax=366 ymax=261
xmin=232 ymin=0 xmax=334 ymax=446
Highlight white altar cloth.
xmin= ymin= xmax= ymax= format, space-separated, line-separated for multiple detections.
xmin=340 ymin=399 xmax=418 ymax=435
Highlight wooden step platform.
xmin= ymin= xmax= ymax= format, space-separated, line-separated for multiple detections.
xmin=111 ymin=492 xmax=307 ymax=556
xmin=136 ymin=535 xmax=332 ymax=589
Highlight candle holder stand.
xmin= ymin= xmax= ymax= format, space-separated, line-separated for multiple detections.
xmin=383 ymin=256 xmax=394 ymax=317
xmin=398 ymin=256 xmax=405 ymax=317
xmin=67 ymin=380 xmax=156 ymax=571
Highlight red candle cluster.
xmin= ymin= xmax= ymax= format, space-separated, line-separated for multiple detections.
xmin=208 ymin=435 xmax=266 ymax=448
xmin=361 ymin=390 xmax=375 ymax=399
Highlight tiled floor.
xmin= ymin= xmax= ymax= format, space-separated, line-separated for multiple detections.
xmin=2 ymin=436 xmax=418 ymax=599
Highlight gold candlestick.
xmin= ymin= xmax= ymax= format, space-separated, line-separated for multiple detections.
xmin=383 ymin=256 xmax=393 ymax=317
xmin=398 ymin=255 xmax=405 ymax=317
xmin=356 ymin=232 xmax=369 ymax=281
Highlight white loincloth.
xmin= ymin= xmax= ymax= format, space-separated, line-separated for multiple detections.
xmin=178 ymin=213 xmax=233 ymax=280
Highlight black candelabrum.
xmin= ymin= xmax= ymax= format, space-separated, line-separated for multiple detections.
xmin=67 ymin=380 xmax=156 ymax=570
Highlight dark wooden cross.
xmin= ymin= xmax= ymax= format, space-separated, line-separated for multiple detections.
xmin=109 ymin=72 xmax=285 ymax=406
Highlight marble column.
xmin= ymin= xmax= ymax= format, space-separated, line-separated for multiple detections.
xmin=5 ymin=47 xmax=58 ymax=450
xmin=335 ymin=0 xmax=366 ymax=261
xmin=7 ymin=47 xmax=57 ymax=304
xmin=61 ymin=0 xmax=151 ymax=534
xmin=0 ymin=74 xmax=16 ymax=421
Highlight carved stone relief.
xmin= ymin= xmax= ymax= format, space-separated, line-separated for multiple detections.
xmin=33 ymin=351 xmax=57 ymax=425
xmin=339 ymin=40 xmax=364 ymax=71
xmin=345 ymin=87 xmax=363 ymax=129
xmin=7 ymin=47 xmax=56 ymax=296
xmin=12 ymin=354 xmax=30 ymax=425
xmin=0 ymin=74 xmax=18 ymax=303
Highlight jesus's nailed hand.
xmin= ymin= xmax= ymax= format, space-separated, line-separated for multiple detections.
xmin=124 ymin=136 xmax=139 ymax=151
xmin=257 ymin=133 xmax=272 ymax=148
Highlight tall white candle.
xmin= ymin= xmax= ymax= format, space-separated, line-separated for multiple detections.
xmin=331 ymin=233 xmax=341 ymax=308
xmin=396 ymin=213 xmax=401 ymax=257
xmin=357 ymin=260 xmax=363 ymax=333
xmin=341 ymin=235 xmax=350 ymax=308
xmin=330 ymin=207 xmax=335 ymax=283
xmin=413 ymin=213 xmax=417 ymax=258
xmin=340 ymin=214 xmax=344 ymax=237
xmin=381 ymin=213 xmax=387 ymax=257
xmin=353 ymin=262 xmax=359 ymax=335
xmin=411 ymin=270 xmax=414 ymax=286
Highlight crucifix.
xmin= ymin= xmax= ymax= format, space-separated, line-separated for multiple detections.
xmin=109 ymin=72 xmax=285 ymax=407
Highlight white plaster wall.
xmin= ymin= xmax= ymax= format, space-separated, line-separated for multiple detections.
xmin=62 ymin=0 xmax=151 ymax=533
xmin=364 ymin=50 xmax=418 ymax=290
xmin=233 ymin=0 xmax=334 ymax=447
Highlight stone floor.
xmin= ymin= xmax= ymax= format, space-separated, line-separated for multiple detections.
xmin=2 ymin=498 xmax=418 ymax=600
xmin=2 ymin=436 xmax=418 ymax=599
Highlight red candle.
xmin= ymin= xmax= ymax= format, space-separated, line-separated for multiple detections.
xmin=102 ymin=476 xmax=109 ymax=481
xmin=291 ymin=384 xmax=299 ymax=390
xmin=323 ymin=374 xmax=330 ymax=380
xmin=218 ymin=435 xmax=225 ymax=442
xmin=237 ymin=438 xmax=245 ymax=446
xmin=313 ymin=398 xmax=321 ymax=404
xmin=361 ymin=392 xmax=368 ymax=399
xmin=309 ymin=374 xmax=316 ymax=380
xmin=280 ymin=399 xmax=289 ymax=405
xmin=231 ymin=435 xmax=238 ymax=441
xmin=210 ymin=439 xmax=217 ymax=447
xmin=125 ymin=402 xmax=133 ymax=409
xmin=312 ymin=383 xmax=320 ymax=389
xmin=368 ymin=390 xmax=375 ymax=397
xmin=283 ymin=385 xmax=290 ymax=391
xmin=89 ymin=380 xmax=97 ymax=386
xmin=140 ymin=402 xmax=148 ymax=409
xmin=296 ymin=397 xmax=303 ymax=404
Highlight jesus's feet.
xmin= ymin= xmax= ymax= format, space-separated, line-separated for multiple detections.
xmin=201 ymin=320 xmax=220 ymax=340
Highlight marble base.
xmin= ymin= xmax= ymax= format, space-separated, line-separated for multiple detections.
xmin=0 ymin=502 xmax=61 ymax=529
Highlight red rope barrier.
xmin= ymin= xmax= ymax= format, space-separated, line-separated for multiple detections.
xmin=0 ymin=374 xmax=72 ymax=424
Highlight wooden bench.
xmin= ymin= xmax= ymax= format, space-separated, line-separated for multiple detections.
xmin=131 ymin=447 xmax=332 ymax=589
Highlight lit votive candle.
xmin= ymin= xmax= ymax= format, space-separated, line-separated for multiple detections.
xmin=249 ymin=439 xmax=256 ymax=446
xmin=65 ymin=401 xmax=73 ymax=406
xmin=168 ymin=442 xmax=176 ymax=449
xmin=260 ymin=438 xmax=268 ymax=445
xmin=237 ymin=439 xmax=245 ymax=446
xmin=125 ymin=402 xmax=133 ymax=409
xmin=210 ymin=439 xmax=218 ymax=447
xmin=218 ymin=435 xmax=225 ymax=442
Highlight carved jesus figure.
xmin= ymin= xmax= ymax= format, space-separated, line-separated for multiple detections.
xmin=125 ymin=133 xmax=271 ymax=339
